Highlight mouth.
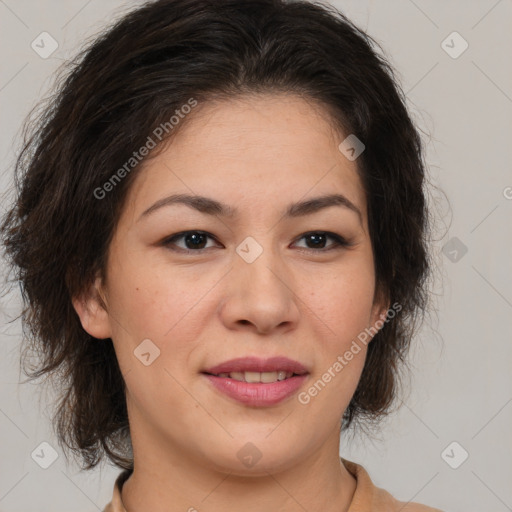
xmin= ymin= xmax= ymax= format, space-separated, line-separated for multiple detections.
xmin=202 ymin=356 xmax=309 ymax=380
xmin=201 ymin=356 xmax=309 ymax=406
xmin=202 ymin=370 xmax=303 ymax=383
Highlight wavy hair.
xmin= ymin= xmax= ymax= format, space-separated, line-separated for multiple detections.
xmin=1 ymin=0 xmax=431 ymax=470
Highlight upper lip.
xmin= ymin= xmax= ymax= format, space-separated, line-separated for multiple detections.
xmin=203 ymin=357 xmax=309 ymax=375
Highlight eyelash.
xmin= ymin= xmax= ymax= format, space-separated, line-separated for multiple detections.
xmin=161 ymin=230 xmax=352 ymax=254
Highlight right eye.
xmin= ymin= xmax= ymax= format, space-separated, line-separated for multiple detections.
xmin=161 ymin=230 xmax=222 ymax=253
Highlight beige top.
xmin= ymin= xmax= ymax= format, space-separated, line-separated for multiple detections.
xmin=103 ymin=458 xmax=443 ymax=511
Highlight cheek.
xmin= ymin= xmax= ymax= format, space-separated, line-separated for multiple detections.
xmin=299 ymin=273 xmax=373 ymax=415
xmin=105 ymin=257 xmax=218 ymax=379
xmin=106 ymin=255 xmax=194 ymax=336
xmin=305 ymin=265 xmax=376 ymax=347
xmin=105 ymin=270 xmax=207 ymax=419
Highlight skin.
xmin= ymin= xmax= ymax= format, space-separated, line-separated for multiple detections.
xmin=73 ymin=93 xmax=388 ymax=512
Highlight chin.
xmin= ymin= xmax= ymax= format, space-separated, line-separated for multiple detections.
xmin=198 ymin=437 xmax=303 ymax=477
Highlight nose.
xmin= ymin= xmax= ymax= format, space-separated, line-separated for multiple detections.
xmin=218 ymin=244 xmax=300 ymax=335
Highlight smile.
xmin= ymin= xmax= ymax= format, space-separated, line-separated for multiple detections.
xmin=202 ymin=372 xmax=309 ymax=407
xmin=206 ymin=370 xmax=297 ymax=383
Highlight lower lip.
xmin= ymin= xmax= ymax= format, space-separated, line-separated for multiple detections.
xmin=202 ymin=373 xmax=308 ymax=406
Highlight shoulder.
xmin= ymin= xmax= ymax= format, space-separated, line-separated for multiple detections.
xmin=341 ymin=458 xmax=444 ymax=512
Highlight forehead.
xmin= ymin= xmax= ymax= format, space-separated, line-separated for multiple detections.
xmin=123 ymin=93 xmax=367 ymax=223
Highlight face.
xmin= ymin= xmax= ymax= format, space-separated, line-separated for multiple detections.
xmin=75 ymin=93 xmax=387 ymax=475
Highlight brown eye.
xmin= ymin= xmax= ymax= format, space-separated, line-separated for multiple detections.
xmin=163 ymin=231 xmax=219 ymax=252
xmin=293 ymin=231 xmax=351 ymax=252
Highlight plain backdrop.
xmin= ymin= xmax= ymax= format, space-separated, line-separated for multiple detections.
xmin=0 ymin=1 xmax=511 ymax=511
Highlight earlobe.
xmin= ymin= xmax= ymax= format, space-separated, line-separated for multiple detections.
xmin=71 ymin=276 xmax=112 ymax=339
xmin=377 ymin=305 xmax=390 ymax=324
xmin=378 ymin=302 xmax=392 ymax=325
xmin=367 ymin=295 xmax=391 ymax=343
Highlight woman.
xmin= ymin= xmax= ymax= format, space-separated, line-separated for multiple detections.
xmin=1 ymin=0 xmax=442 ymax=510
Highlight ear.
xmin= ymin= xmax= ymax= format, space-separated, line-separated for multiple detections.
xmin=368 ymin=287 xmax=391 ymax=340
xmin=372 ymin=303 xmax=390 ymax=326
xmin=72 ymin=275 xmax=112 ymax=339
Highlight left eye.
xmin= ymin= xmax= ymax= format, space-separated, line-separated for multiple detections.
xmin=292 ymin=231 xmax=350 ymax=251
xmin=162 ymin=230 xmax=350 ymax=253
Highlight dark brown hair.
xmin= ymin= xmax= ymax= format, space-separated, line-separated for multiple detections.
xmin=1 ymin=0 xmax=431 ymax=470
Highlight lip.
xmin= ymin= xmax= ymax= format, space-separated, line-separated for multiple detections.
xmin=203 ymin=356 xmax=309 ymax=375
xmin=202 ymin=374 xmax=309 ymax=406
xmin=201 ymin=357 xmax=309 ymax=407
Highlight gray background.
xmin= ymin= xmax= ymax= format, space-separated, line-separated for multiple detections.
xmin=1 ymin=1 xmax=511 ymax=511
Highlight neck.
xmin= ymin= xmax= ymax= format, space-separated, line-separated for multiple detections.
xmin=121 ymin=425 xmax=357 ymax=512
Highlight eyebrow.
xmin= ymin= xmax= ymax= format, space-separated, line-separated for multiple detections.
xmin=139 ymin=192 xmax=362 ymax=224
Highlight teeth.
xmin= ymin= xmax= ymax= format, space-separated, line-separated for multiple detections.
xmin=277 ymin=370 xmax=287 ymax=381
xmin=245 ymin=371 xmax=262 ymax=383
xmin=222 ymin=371 xmax=294 ymax=383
